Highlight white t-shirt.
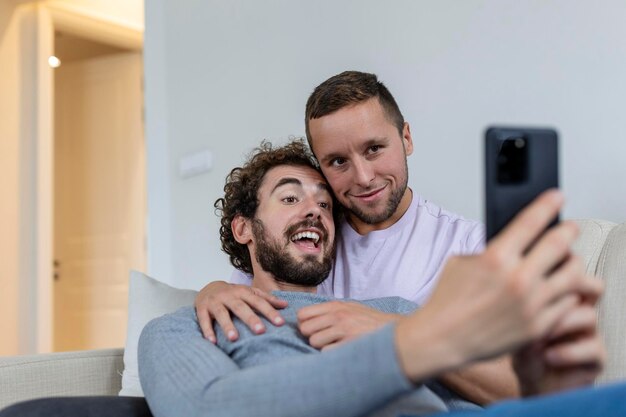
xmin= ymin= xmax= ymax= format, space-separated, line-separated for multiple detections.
xmin=230 ymin=193 xmax=485 ymax=305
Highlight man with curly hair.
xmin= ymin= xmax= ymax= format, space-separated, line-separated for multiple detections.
xmin=138 ymin=139 xmax=622 ymax=417
xmin=194 ymin=72 xmax=535 ymax=403
xmin=139 ymin=140 xmax=459 ymax=416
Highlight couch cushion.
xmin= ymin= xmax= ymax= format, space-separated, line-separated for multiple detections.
xmin=119 ymin=271 xmax=197 ymax=397
xmin=595 ymin=222 xmax=626 ymax=384
xmin=0 ymin=349 xmax=123 ymax=410
xmin=572 ymin=219 xmax=616 ymax=274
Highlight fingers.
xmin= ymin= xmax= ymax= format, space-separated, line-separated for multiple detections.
xmin=548 ymin=366 xmax=599 ymax=389
xmin=308 ymin=326 xmax=344 ymax=349
xmin=224 ymin=290 xmax=286 ymax=335
xmin=194 ymin=282 xmax=289 ymax=342
xmin=246 ymin=289 xmax=287 ymax=326
xmin=227 ymin=300 xmax=268 ymax=335
xmin=298 ymin=302 xmax=342 ymax=349
xmin=547 ymin=304 xmax=597 ymax=342
xmin=536 ymin=256 xmax=603 ymax=312
xmin=491 ymin=189 xmax=563 ymax=257
xmin=196 ymin=308 xmax=217 ymax=343
xmin=532 ymin=294 xmax=579 ymax=339
xmin=525 ymin=221 xmax=579 ymax=278
xmin=545 ymin=335 xmax=606 ymax=369
xmin=298 ymin=312 xmax=335 ymax=337
xmin=297 ymin=301 xmax=336 ymax=322
xmin=535 ymin=256 xmax=582 ymax=307
xmin=212 ymin=304 xmax=239 ymax=341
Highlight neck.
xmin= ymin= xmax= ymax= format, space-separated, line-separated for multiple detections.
xmin=251 ymin=270 xmax=317 ymax=294
xmin=348 ymin=188 xmax=413 ymax=235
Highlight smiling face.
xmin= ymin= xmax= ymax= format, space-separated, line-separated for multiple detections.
xmin=308 ymin=97 xmax=414 ymax=234
xmin=235 ymin=164 xmax=336 ymax=291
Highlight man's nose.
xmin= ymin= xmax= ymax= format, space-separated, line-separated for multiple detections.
xmin=353 ymin=159 xmax=375 ymax=188
xmin=303 ymin=198 xmax=322 ymax=219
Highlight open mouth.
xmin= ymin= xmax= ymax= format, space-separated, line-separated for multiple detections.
xmin=290 ymin=230 xmax=321 ymax=250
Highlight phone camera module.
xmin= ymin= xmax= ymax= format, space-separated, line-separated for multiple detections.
xmin=497 ymin=137 xmax=528 ymax=184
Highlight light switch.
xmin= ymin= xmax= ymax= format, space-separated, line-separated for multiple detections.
xmin=179 ymin=149 xmax=213 ymax=179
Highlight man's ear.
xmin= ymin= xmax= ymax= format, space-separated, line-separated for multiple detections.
xmin=232 ymin=215 xmax=253 ymax=244
xmin=402 ymin=122 xmax=414 ymax=156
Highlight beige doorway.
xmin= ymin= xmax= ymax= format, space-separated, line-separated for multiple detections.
xmin=53 ymin=33 xmax=145 ymax=352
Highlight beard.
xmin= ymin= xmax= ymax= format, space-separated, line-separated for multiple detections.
xmin=346 ymin=159 xmax=409 ymax=225
xmin=252 ymin=219 xmax=334 ymax=287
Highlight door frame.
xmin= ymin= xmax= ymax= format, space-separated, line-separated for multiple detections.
xmin=28 ymin=3 xmax=142 ymax=353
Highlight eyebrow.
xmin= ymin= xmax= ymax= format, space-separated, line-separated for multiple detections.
xmin=271 ymin=177 xmax=331 ymax=196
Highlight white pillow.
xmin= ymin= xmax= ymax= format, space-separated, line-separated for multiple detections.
xmin=119 ymin=271 xmax=198 ymax=397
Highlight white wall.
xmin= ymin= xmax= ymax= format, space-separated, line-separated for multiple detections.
xmin=145 ymin=0 xmax=626 ymax=289
xmin=0 ymin=0 xmax=24 ymax=355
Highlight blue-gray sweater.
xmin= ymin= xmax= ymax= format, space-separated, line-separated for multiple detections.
xmin=138 ymin=291 xmax=476 ymax=417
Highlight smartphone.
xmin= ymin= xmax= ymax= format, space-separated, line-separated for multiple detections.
xmin=485 ymin=126 xmax=559 ymax=241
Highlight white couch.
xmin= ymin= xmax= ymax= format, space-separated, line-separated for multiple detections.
xmin=1 ymin=219 xmax=624 ymax=411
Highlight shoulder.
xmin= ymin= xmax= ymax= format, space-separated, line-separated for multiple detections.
xmin=141 ymin=306 xmax=198 ymax=338
xmin=414 ymin=196 xmax=485 ymax=252
xmin=415 ymin=196 xmax=475 ymax=227
xmin=359 ymin=296 xmax=417 ymax=314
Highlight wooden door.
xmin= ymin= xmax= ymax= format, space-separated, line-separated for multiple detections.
xmin=53 ymin=52 xmax=145 ymax=351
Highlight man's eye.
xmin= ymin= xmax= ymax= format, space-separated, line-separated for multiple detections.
xmin=368 ymin=145 xmax=381 ymax=154
xmin=282 ymin=196 xmax=298 ymax=204
xmin=319 ymin=201 xmax=330 ymax=210
xmin=330 ymin=158 xmax=346 ymax=167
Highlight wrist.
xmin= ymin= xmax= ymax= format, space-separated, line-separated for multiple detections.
xmin=394 ymin=311 xmax=466 ymax=383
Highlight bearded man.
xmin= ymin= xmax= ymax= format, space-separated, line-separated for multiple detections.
xmin=138 ymin=140 xmax=617 ymax=417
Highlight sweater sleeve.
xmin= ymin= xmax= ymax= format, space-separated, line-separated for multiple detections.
xmin=361 ymin=296 xmax=419 ymax=315
xmin=138 ymin=307 xmax=414 ymax=417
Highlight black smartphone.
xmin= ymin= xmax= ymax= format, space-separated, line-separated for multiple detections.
xmin=485 ymin=126 xmax=559 ymax=241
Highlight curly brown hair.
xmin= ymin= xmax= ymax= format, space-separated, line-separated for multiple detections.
xmin=304 ymin=71 xmax=405 ymax=148
xmin=215 ymin=139 xmax=328 ymax=274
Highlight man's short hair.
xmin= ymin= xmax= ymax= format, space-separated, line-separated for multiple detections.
xmin=304 ymin=71 xmax=405 ymax=147
xmin=215 ymin=139 xmax=322 ymax=274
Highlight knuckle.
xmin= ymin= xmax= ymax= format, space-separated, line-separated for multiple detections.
xmin=214 ymin=306 xmax=231 ymax=321
xmin=484 ymin=248 xmax=508 ymax=272
xmin=234 ymin=286 xmax=251 ymax=297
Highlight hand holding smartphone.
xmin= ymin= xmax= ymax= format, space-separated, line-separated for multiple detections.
xmin=485 ymin=126 xmax=559 ymax=241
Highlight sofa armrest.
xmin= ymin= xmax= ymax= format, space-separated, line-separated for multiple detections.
xmin=0 ymin=348 xmax=123 ymax=410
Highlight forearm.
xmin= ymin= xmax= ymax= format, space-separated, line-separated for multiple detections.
xmin=437 ymin=355 xmax=520 ymax=405
xmin=138 ymin=309 xmax=414 ymax=417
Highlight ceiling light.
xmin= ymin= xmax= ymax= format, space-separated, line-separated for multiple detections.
xmin=48 ymin=56 xmax=61 ymax=68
